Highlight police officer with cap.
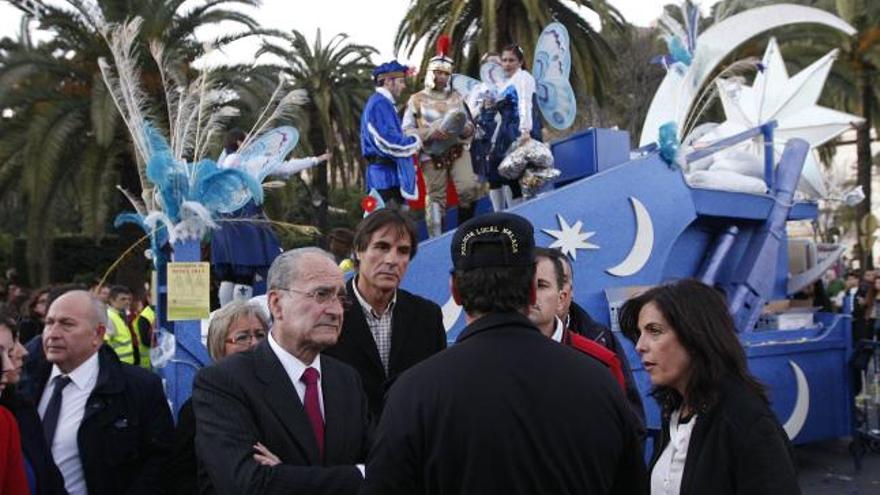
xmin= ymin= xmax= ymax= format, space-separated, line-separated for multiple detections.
xmin=362 ymin=213 xmax=647 ymax=495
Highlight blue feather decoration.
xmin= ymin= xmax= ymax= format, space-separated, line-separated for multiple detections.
xmin=665 ymin=36 xmax=693 ymax=67
xmin=144 ymin=125 xmax=188 ymax=222
xmin=191 ymin=159 xmax=265 ymax=214
xmin=114 ymin=212 xmax=147 ymax=230
xmin=113 ymin=211 xmax=169 ymax=265
xmin=658 ymin=121 xmax=680 ymax=168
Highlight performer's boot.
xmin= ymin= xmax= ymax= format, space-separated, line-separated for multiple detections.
xmin=457 ymin=204 xmax=475 ymax=226
xmin=233 ymin=284 xmax=253 ymax=302
xmin=428 ymin=202 xmax=443 ymax=238
xmin=219 ymin=281 xmax=235 ymax=307
xmin=503 ymin=185 xmax=523 ymax=208
xmin=488 ymin=188 xmax=505 ymax=212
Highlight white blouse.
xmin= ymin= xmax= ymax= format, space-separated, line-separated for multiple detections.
xmin=499 ymin=69 xmax=537 ymax=134
xmin=651 ymin=409 xmax=698 ymax=495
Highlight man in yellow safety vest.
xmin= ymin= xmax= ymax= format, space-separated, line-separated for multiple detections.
xmin=105 ymin=285 xmax=150 ymax=369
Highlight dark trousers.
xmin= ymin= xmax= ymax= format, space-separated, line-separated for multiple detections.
xmin=377 ymin=187 xmax=405 ymax=208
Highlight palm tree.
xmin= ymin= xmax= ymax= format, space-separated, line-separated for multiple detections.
xmin=257 ymin=29 xmax=376 ymax=230
xmin=0 ymin=0 xmax=263 ymax=284
xmin=394 ymin=0 xmax=627 ymax=106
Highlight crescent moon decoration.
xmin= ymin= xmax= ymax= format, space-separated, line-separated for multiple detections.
xmin=782 ymin=361 xmax=810 ymax=440
xmin=441 ymin=296 xmax=462 ymax=333
xmin=606 ymin=197 xmax=654 ymax=277
xmin=639 ymin=4 xmax=856 ymax=147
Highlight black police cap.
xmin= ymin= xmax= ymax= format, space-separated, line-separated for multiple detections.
xmin=451 ymin=212 xmax=535 ymax=271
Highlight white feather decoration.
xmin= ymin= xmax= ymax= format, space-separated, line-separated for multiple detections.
xmin=97 ymin=18 xmax=155 ymax=167
xmin=144 ymin=210 xmax=178 ymax=245
xmin=174 ymin=201 xmax=218 ymax=241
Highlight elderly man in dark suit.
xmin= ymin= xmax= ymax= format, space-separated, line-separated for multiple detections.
xmin=324 ymin=209 xmax=446 ymax=419
xmin=362 ymin=213 xmax=647 ymax=495
xmin=26 ymin=290 xmax=173 ymax=495
xmin=193 ymin=247 xmax=371 ymax=495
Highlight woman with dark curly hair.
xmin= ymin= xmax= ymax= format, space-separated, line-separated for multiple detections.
xmin=619 ymin=279 xmax=799 ymax=495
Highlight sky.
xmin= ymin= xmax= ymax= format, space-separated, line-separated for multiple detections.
xmin=0 ymin=0 xmax=721 ymax=66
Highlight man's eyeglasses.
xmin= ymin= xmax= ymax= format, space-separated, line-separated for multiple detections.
xmin=276 ymin=287 xmax=352 ymax=308
xmin=225 ymin=330 xmax=267 ymax=346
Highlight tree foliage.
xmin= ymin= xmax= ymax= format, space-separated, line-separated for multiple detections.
xmin=395 ymin=0 xmax=626 ymax=108
xmin=258 ymin=29 xmax=376 ymax=230
xmin=0 ymin=0 xmax=262 ymax=284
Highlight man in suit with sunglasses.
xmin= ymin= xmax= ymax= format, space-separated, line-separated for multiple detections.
xmin=193 ymin=247 xmax=371 ymax=495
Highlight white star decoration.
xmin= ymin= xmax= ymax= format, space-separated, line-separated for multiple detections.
xmin=542 ymin=214 xmax=598 ymax=260
xmin=698 ymin=37 xmax=863 ymax=198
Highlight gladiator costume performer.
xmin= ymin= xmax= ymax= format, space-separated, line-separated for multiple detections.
xmin=403 ymin=36 xmax=479 ymax=236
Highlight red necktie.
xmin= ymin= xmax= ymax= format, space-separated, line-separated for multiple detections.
xmin=300 ymin=367 xmax=324 ymax=460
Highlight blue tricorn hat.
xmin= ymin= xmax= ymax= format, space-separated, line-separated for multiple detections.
xmin=372 ymin=60 xmax=408 ymax=82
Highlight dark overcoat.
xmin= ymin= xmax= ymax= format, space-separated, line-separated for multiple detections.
xmin=650 ymin=377 xmax=800 ymax=495
xmin=192 ymin=339 xmax=371 ymax=495
xmin=361 ymin=311 xmax=648 ymax=495
xmin=27 ymin=346 xmax=174 ymax=495
xmin=324 ymin=278 xmax=446 ymax=419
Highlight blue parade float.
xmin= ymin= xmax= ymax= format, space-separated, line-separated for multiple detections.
xmin=402 ymin=123 xmax=852 ymax=447
xmin=399 ymin=3 xmax=865 ymax=449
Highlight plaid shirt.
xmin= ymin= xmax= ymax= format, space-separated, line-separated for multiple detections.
xmin=353 ymin=279 xmax=397 ymax=374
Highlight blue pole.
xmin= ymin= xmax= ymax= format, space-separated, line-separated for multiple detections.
xmin=761 ymin=122 xmax=778 ymax=189
xmin=698 ymin=225 xmax=739 ymax=286
xmin=728 ymin=138 xmax=809 ymax=332
xmin=156 ymin=239 xmax=211 ymax=420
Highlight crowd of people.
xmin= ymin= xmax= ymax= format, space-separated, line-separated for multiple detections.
xmin=821 ymin=268 xmax=880 ymax=342
xmin=0 ymin=38 xmax=821 ymax=494
xmin=0 ymin=206 xmax=805 ymax=495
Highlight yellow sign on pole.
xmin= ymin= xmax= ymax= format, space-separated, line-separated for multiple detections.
xmin=167 ymin=262 xmax=210 ymax=321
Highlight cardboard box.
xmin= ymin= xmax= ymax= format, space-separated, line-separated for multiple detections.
xmin=755 ymin=307 xmax=817 ymax=330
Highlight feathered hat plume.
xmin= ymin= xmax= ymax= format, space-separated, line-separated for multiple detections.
xmin=428 ymin=34 xmax=454 ymax=73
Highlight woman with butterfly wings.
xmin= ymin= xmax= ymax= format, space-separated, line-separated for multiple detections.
xmin=212 ymin=128 xmax=331 ymax=307
xmin=455 ymin=23 xmax=577 ymax=211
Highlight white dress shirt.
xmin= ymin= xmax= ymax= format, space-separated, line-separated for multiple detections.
xmin=550 ymin=317 xmax=564 ymax=343
xmin=268 ymin=331 xmax=324 ymax=418
xmin=268 ymin=332 xmax=365 ymax=477
xmin=38 ymin=351 xmax=100 ymax=495
xmin=651 ymin=409 xmax=698 ymax=495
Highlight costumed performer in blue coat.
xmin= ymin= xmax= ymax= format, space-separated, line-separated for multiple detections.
xmin=360 ymin=60 xmax=422 ymax=208
xmin=472 ymin=45 xmax=543 ymax=212
xmin=212 ymin=128 xmax=331 ymax=306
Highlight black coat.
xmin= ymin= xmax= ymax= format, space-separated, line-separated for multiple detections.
xmin=650 ymin=378 xmax=800 ymax=495
xmin=324 ymin=278 xmax=446 ymax=419
xmin=192 ymin=338 xmax=371 ymax=495
xmin=166 ymin=398 xmax=197 ymax=495
xmin=567 ymin=302 xmax=646 ymax=428
xmin=362 ymin=311 xmax=647 ymax=495
xmin=26 ymin=345 xmax=174 ymax=495
xmin=0 ymin=391 xmax=67 ymax=495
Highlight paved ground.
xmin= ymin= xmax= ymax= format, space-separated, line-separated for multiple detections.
xmin=797 ymin=438 xmax=880 ymax=494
